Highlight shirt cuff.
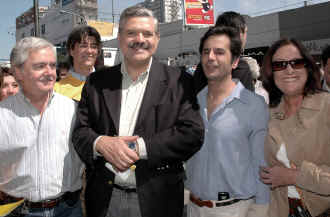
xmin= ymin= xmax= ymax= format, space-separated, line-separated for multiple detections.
xmin=93 ymin=136 xmax=103 ymax=159
xmin=137 ymin=137 xmax=147 ymax=159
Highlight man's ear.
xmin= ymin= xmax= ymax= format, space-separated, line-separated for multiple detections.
xmin=232 ymin=57 xmax=240 ymax=70
xmin=13 ymin=66 xmax=23 ymax=81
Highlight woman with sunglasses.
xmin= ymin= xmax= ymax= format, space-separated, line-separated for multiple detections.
xmin=259 ymin=38 xmax=330 ymax=217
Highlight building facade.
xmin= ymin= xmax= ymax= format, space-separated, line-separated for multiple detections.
xmin=105 ymin=1 xmax=330 ymax=66
xmin=140 ymin=0 xmax=183 ymax=23
xmin=16 ymin=0 xmax=98 ymax=48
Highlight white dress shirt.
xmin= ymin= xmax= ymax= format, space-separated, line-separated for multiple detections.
xmin=113 ymin=59 xmax=151 ymax=187
xmin=0 ymin=91 xmax=84 ymax=202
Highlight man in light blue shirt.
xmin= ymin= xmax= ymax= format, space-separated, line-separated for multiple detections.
xmin=186 ymin=26 xmax=270 ymax=217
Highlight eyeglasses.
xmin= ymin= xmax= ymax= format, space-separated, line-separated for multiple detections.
xmin=271 ymin=58 xmax=307 ymax=71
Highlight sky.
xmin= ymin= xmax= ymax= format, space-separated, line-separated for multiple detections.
xmin=0 ymin=0 xmax=328 ymax=60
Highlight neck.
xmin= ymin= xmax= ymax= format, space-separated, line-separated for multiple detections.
xmin=125 ymin=59 xmax=150 ymax=81
xmin=207 ymin=75 xmax=235 ymax=98
xmin=283 ymin=94 xmax=304 ymax=118
xmin=23 ymin=90 xmax=51 ymax=113
xmin=73 ymin=64 xmax=93 ymax=76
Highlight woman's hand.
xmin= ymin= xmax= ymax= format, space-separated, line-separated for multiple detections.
xmin=259 ymin=165 xmax=299 ymax=188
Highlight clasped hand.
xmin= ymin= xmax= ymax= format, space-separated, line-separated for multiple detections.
xmin=259 ymin=165 xmax=298 ymax=189
xmin=95 ymin=136 xmax=140 ymax=172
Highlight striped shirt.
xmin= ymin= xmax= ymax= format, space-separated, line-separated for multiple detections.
xmin=0 ymin=91 xmax=83 ymax=202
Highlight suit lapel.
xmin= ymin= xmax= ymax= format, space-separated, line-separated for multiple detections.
xmin=135 ymin=60 xmax=168 ymax=128
xmin=102 ymin=64 xmax=122 ymax=133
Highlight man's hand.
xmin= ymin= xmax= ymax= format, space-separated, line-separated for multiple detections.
xmin=95 ymin=136 xmax=139 ymax=172
xmin=259 ymin=165 xmax=298 ymax=189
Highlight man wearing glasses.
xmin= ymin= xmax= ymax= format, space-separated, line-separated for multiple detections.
xmin=54 ymin=26 xmax=102 ymax=101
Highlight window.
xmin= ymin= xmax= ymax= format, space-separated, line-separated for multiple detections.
xmin=41 ymin=24 xmax=46 ymax=35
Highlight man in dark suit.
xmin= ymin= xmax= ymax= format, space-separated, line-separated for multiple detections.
xmin=193 ymin=11 xmax=254 ymax=94
xmin=72 ymin=5 xmax=204 ymax=217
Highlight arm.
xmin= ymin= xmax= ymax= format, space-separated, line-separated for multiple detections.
xmin=72 ymin=77 xmax=100 ymax=168
xmin=250 ymin=99 xmax=270 ymax=204
xmin=144 ymin=71 xmax=204 ymax=168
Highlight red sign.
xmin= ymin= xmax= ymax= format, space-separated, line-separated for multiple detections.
xmin=184 ymin=0 xmax=215 ymax=25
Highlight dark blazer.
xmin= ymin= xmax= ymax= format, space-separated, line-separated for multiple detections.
xmin=193 ymin=57 xmax=255 ymax=94
xmin=72 ymin=59 xmax=204 ymax=217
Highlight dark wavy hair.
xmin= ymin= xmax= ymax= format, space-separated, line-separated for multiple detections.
xmin=261 ymin=38 xmax=322 ymax=108
xmin=66 ymin=26 xmax=102 ymax=67
xmin=0 ymin=67 xmax=12 ymax=88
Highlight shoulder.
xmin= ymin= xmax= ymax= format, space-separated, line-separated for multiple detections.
xmin=0 ymin=95 xmax=18 ymax=112
xmin=52 ymin=92 xmax=77 ymax=111
xmin=89 ymin=64 xmax=121 ymax=80
xmin=304 ymin=92 xmax=330 ymax=110
xmin=241 ymin=87 xmax=266 ymax=107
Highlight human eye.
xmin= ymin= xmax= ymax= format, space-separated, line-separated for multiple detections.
xmin=143 ymin=31 xmax=154 ymax=38
xmin=90 ymin=44 xmax=98 ymax=50
xmin=126 ymin=31 xmax=137 ymax=37
xmin=33 ymin=63 xmax=46 ymax=70
xmin=79 ymin=43 xmax=88 ymax=49
xmin=49 ymin=63 xmax=57 ymax=69
xmin=202 ymin=48 xmax=210 ymax=55
xmin=213 ymin=48 xmax=225 ymax=55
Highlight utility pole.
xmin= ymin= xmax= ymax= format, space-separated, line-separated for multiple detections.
xmin=112 ymin=0 xmax=115 ymax=23
xmin=34 ymin=0 xmax=40 ymax=37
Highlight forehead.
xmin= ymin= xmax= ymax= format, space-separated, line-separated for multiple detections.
xmin=121 ymin=16 xmax=156 ymax=32
xmin=203 ymin=34 xmax=231 ymax=49
xmin=273 ymin=44 xmax=302 ymax=60
xmin=27 ymin=47 xmax=56 ymax=63
xmin=78 ymin=35 xmax=97 ymax=44
xmin=3 ymin=75 xmax=16 ymax=82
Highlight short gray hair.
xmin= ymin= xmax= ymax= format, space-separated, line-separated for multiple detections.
xmin=10 ymin=37 xmax=56 ymax=68
xmin=119 ymin=6 xmax=159 ymax=34
xmin=242 ymin=56 xmax=260 ymax=79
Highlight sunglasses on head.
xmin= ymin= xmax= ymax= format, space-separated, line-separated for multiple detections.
xmin=271 ymin=58 xmax=307 ymax=71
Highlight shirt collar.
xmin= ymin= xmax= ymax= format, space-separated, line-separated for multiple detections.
xmin=70 ymin=67 xmax=95 ymax=81
xmin=17 ymin=89 xmax=55 ymax=108
xmin=271 ymin=93 xmax=321 ymax=120
xmin=121 ymin=57 xmax=153 ymax=81
xmin=198 ymin=79 xmax=248 ymax=105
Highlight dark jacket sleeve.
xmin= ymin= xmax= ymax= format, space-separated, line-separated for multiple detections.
xmin=72 ymin=74 xmax=105 ymax=169
xmin=143 ymin=69 xmax=204 ymax=168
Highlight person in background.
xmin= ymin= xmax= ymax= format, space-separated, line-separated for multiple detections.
xmin=321 ymin=44 xmax=330 ymax=92
xmin=0 ymin=67 xmax=19 ymax=101
xmin=193 ymin=11 xmax=254 ymax=94
xmin=243 ymin=56 xmax=269 ymax=104
xmin=186 ymin=26 xmax=269 ymax=217
xmin=56 ymin=61 xmax=70 ymax=81
xmin=54 ymin=26 xmax=101 ymax=101
xmin=259 ymin=38 xmax=330 ymax=217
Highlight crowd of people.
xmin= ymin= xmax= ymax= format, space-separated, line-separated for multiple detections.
xmin=0 ymin=4 xmax=330 ymax=217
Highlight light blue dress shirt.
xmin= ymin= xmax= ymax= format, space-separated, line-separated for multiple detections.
xmin=186 ymin=81 xmax=270 ymax=204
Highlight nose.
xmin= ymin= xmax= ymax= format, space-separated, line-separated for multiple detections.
xmin=136 ymin=32 xmax=145 ymax=42
xmin=208 ymin=50 xmax=216 ymax=60
xmin=285 ymin=64 xmax=294 ymax=74
xmin=7 ymin=86 xmax=15 ymax=95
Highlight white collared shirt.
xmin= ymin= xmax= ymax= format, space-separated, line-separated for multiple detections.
xmin=0 ymin=91 xmax=84 ymax=202
xmin=114 ymin=58 xmax=152 ymax=186
xmin=70 ymin=67 xmax=95 ymax=81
